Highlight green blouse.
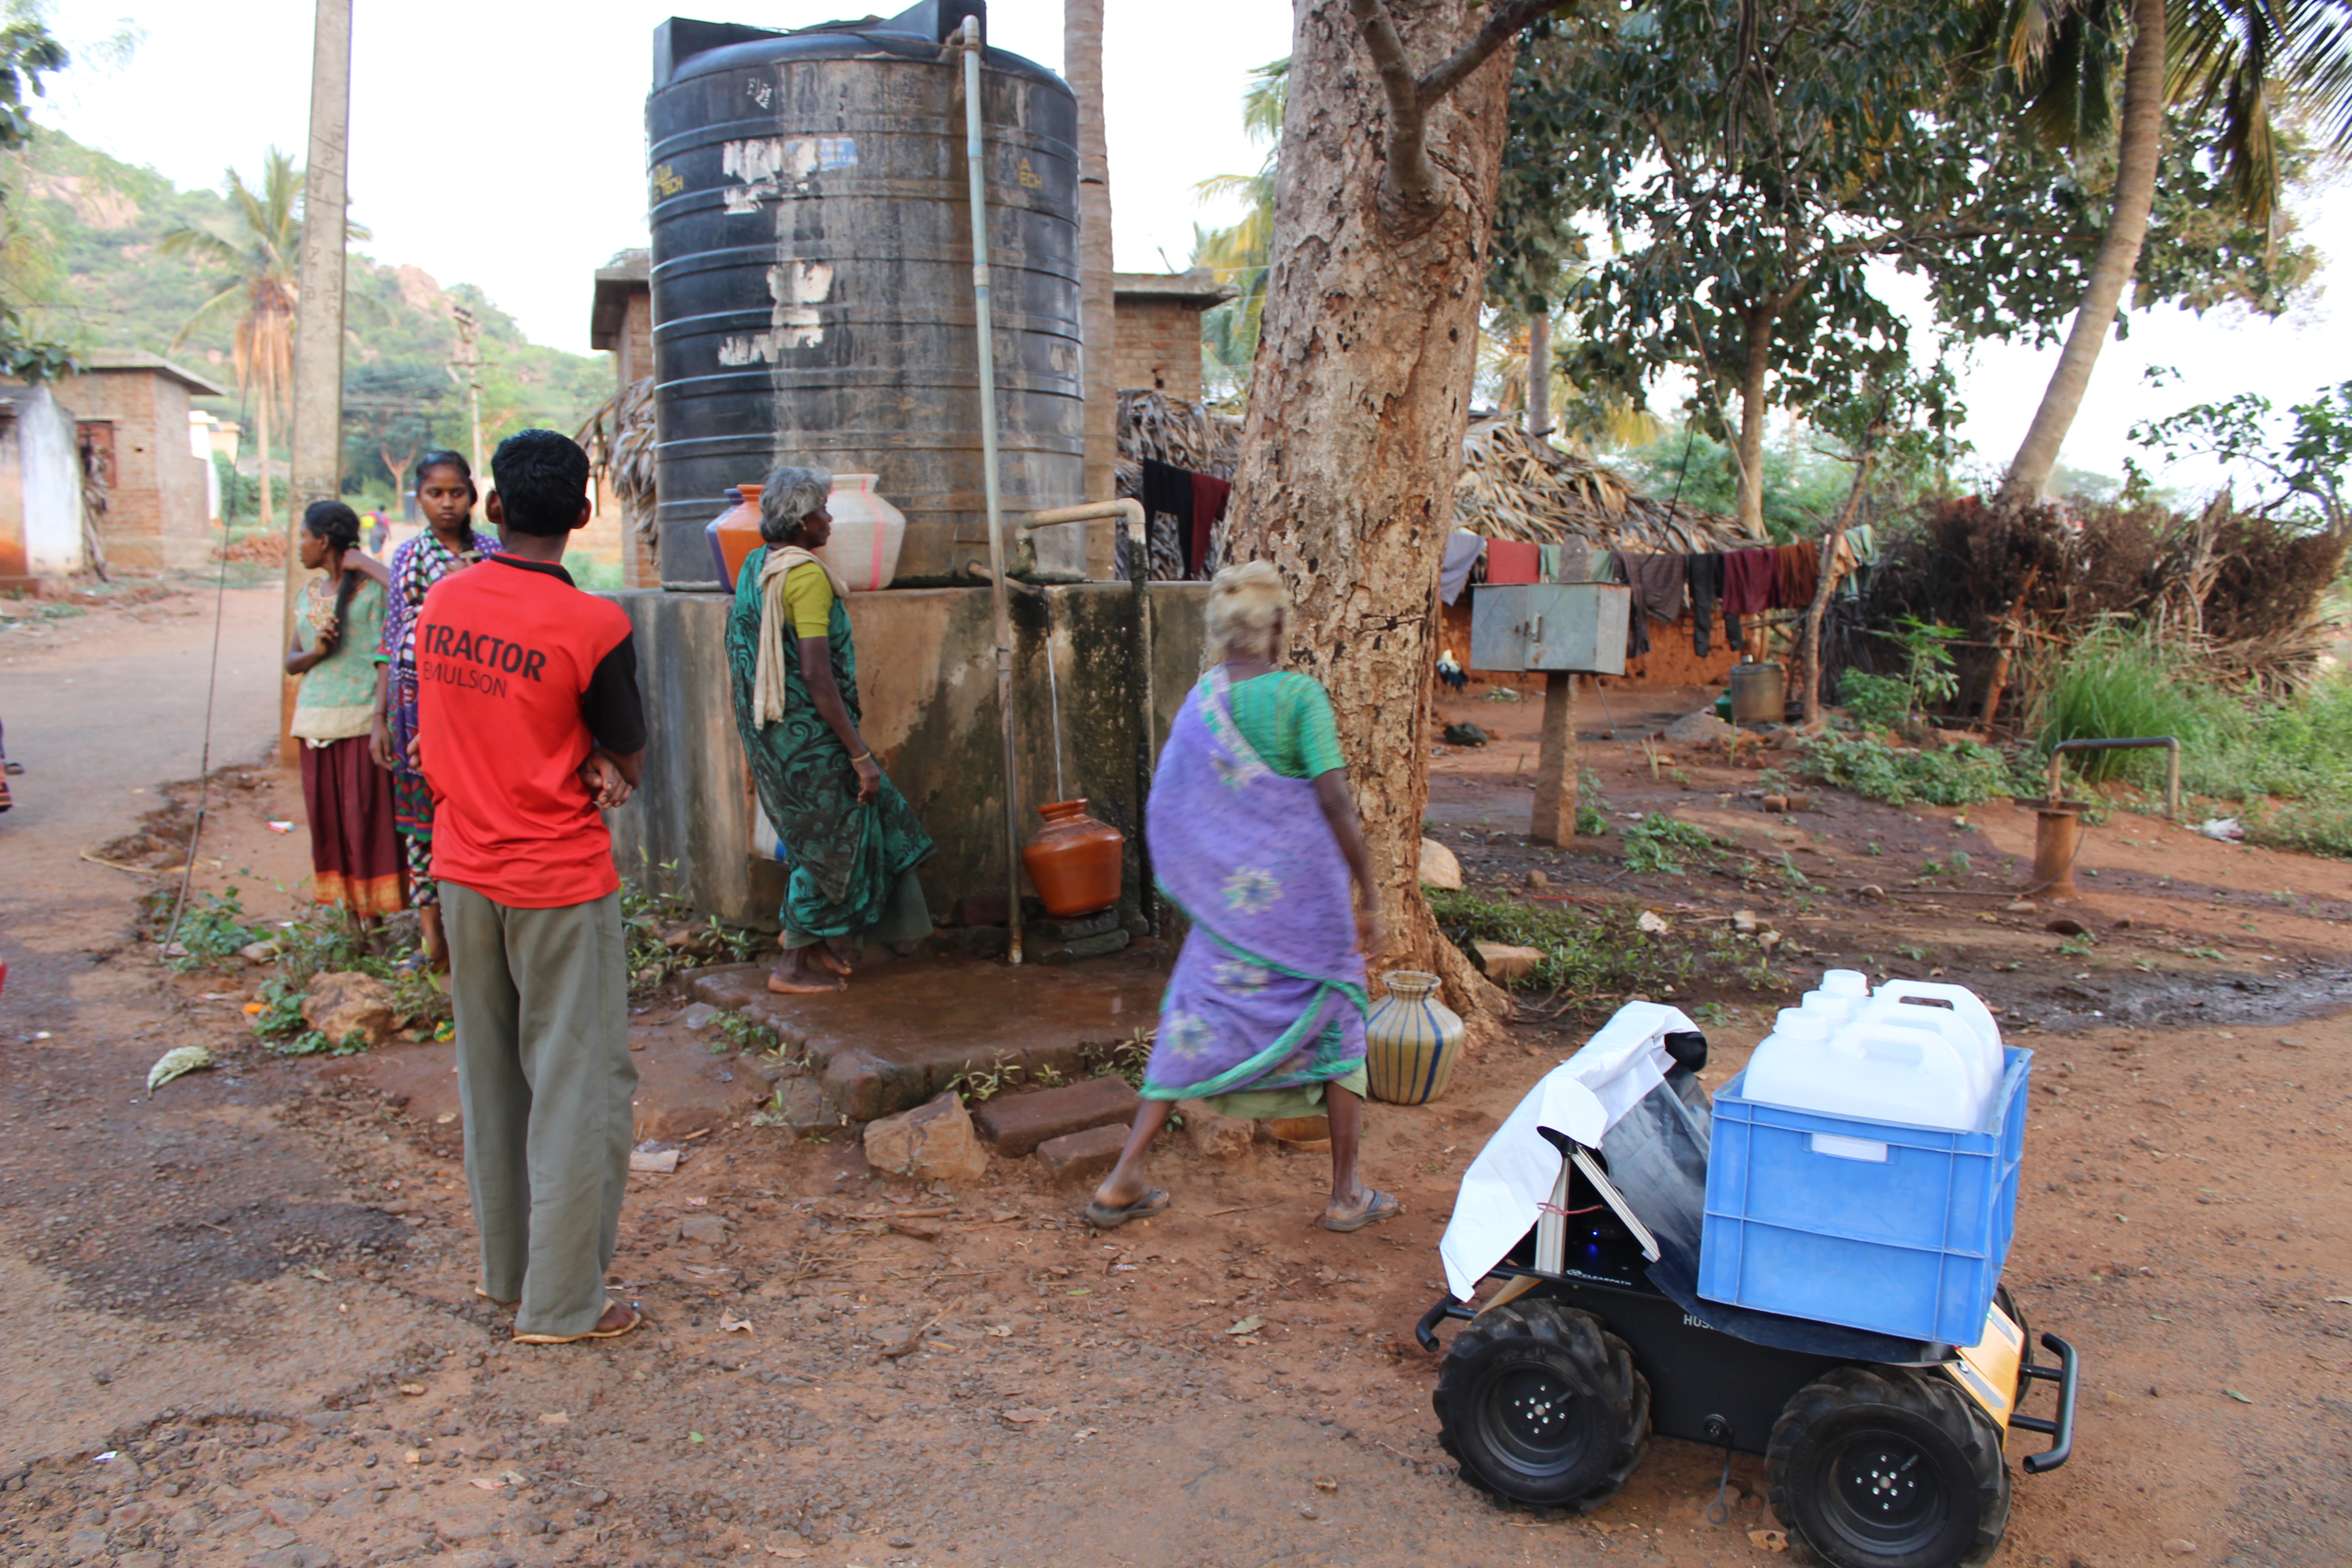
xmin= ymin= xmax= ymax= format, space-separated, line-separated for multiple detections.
xmin=291 ymin=575 xmax=387 ymax=744
xmin=1225 ymin=669 xmax=1346 ymax=779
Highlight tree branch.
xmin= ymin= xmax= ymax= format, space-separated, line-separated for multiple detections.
xmin=1349 ymin=0 xmax=1563 ymax=206
xmin=1419 ymin=0 xmax=1566 ymax=103
xmin=1347 ymin=0 xmax=1432 ymax=201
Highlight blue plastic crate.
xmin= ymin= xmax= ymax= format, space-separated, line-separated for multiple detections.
xmin=1699 ymin=1047 xmax=2032 ymax=1344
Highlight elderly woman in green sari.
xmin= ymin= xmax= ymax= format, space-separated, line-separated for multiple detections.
xmin=726 ymin=464 xmax=936 ymax=994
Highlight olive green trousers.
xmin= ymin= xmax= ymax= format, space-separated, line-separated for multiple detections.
xmin=441 ymin=882 xmax=635 ymax=1340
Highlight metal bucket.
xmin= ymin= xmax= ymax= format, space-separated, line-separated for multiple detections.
xmin=1729 ymin=660 xmax=1785 ymax=724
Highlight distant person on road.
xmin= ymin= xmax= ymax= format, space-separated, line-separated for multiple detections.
xmin=0 ymin=715 xmax=17 ymax=813
xmin=413 ymin=429 xmax=646 ymax=1345
xmin=1085 ymin=560 xmax=1397 ymax=1233
xmin=286 ymin=500 xmax=404 ymax=935
xmin=365 ymin=509 xmax=389 ymax=554
xmin=725 ymin=462 xmax=936 ymax=995
xmin=375 ymin=451 xmax=495 ymax=976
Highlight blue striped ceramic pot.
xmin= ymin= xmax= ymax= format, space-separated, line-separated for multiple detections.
xmin=1364 ymin=970 xmax=1465 ymax=1105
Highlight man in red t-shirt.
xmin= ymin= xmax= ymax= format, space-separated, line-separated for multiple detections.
xmin=415 ymin=428 xmax=646 ymax=1345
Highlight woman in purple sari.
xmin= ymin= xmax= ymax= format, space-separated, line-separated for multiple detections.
xmin=1087 ymin=562 xmax=1399 ymax=1233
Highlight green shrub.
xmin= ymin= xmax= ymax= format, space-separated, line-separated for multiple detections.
xmin=1800 ymin=734 xmax=2016 ymax=806
xmin=1838 ymin=670 xmax=1914 ymax=731
xmin=2034 ymin=627 xmax=2230 ymax=785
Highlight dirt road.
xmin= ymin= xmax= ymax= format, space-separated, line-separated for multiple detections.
xmin=1 ymin=594 xmax=2346 ymax=1568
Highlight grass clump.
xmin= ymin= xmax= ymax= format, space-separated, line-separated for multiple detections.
xmin=1621 ymin=813 xmax=1717 ymax=875
xmin=1429 ymin=886 xmax=1793 ymax=1007
xmin=1800 ymin=734 xmax=2017 ymax=806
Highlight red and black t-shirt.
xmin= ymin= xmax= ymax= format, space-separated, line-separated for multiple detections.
xmin=414 ymin=555 xmax=646 ymax=908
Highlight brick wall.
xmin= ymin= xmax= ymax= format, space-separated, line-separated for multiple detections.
xmin=52 ymin=369 xmax=213 ymax=573
xmin=1112 ymin=299 xmax=1203 ymax=402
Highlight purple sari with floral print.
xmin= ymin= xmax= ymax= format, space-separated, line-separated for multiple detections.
xmin=1141 ymin=669 xmax=1368 ymax=1102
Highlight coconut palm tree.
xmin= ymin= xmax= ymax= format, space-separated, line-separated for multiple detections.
xmin=1191 ymin=57 xmax=1287 ymax=397
xmin=1994 ymin=0 xmax=2352 ymax=507
xmin=159 ymin=147 xmax=369 ymax=554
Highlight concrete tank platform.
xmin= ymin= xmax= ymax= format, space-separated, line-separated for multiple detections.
xmin=685 ymin=948 xmax=1170 ymax=1121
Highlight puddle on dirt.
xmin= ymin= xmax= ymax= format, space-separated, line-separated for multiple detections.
xmin=43 ymin=1198 xmax=408 ymax=1315
xmin=2031 ymin=962 xmax=2352 ymax=1033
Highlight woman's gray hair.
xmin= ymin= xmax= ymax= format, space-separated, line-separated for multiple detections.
xmin=1203 ymin=559 xmax=1288 ymax=664
xmin=758 ymin=463 xmax=834 ymax=544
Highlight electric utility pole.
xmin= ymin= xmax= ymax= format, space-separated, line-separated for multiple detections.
xmin=283 ymin=0 xmax=353 ymax=762
xmin=449 ymin=305 xmax=485 ymax=472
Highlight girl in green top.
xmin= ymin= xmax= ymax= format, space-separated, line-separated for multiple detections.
xmin=285 ymin=500 xmax=406 ymax=928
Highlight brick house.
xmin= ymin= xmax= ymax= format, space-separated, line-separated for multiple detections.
xmin=46 ymin=350 xmax=228 ymax=573
xmin=1111 ymin=270 xmax=1235 ymax=401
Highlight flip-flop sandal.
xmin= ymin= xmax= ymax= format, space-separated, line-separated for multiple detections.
xmin=1083 ymin=1188 xmax=1170 ymax=1229
xmin=514 ymin=1300 xmax=644 ymax=1345
xmin=1324 ymin=1189 xmax=1401 ymax=1233
xmin=473 ymin=1288 xmax=519 ymax=1309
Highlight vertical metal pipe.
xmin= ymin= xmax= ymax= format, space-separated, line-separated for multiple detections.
xmin=961 ymin=19 xmax=1025 ymax=964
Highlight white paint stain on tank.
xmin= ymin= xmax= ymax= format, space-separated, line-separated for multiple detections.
xmin=715 ymin=260 xmax=837 ymax=362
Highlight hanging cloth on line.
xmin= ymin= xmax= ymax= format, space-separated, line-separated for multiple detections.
xmin=1686 ymin=552 xmax=1724 ymax=658
xmin=1190 ymin=471 xmax=1231 ymax=578
xmin=1775 ymin=541 xmax=1818 ymax=611
xmin=1141 ymin=458 xmax=1194 ymax=581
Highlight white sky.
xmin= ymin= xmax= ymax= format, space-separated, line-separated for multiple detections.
xmin=34 ymin=0 xmax=2352 ymax=500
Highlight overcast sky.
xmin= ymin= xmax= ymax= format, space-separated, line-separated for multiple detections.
xmin=35 ymin=0 xmax=2352 ymax=500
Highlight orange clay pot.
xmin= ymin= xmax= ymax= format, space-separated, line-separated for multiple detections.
xmin=709 ymin=482 xmax=765 ymax=591
xmin=1021 ymin=799 xmax=1124 ymax=918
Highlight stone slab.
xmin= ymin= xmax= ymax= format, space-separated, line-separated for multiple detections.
xmin=1034 ymin=1122 xmax=1129 ymax=1184
xmin=1030 ymin=908 xmax=1120 ymax=941
xmin=1032 ymin=928 xmax=1131 ymax=965
xmin=970 ymin=1075 xmax=1139 ymax=1156
xmin=701 ymin=952 xmax=1165 ymax=1121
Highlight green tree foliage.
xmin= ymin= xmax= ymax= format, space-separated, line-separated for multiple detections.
xmin=1494 ymin=1 xmax=2315 ymax=532
xmin=2132 ymin=378 xmax=2352 ymax=527
xmin=0 ymin=10 xmax=72 ymax=378
xmin=17 ymin=129 xmax=604 ymax=495
xmin=1190 ymin=57 xmax=1286 ymax=399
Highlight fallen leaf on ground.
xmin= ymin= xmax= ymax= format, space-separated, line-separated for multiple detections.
xmin=147 ymin=1045 xmax=214 ymax=1091
xmin=539 ymin=1412 xmax=568 ymax=1426
xmin=888 ymin=1218 xmax=942 ymax=1240
xmin=1637 ymin=910 xmax=1671 ymax=935
xmin=719 ymin=1311 xmax=753 ymax=1333
xmin=2223 ymin=1387 xmax=2254 ymax=1403
xmin=500 ymin=1470 xmax=524 ymax=1487
xmin=766 ymin=1549 xmax=811 ymax=1560
xmin=1226 ymin=1314 xmax=1265 ymax=1336
xmin=1749 ymin=1528 xmax=1788 ymax=1552
xmin=984 ymin=1323 xmax=1014 ymax=1338
xmin=997 ymin=1407 xmax=1054 ymax=1425
xmin=467 ymin=1478 xmax=500 ymax=1491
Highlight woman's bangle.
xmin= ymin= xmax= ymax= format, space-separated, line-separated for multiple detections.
xmin=849 ymin=749 xmax=872 ymax=764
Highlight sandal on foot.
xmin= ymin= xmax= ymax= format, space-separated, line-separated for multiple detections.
xmin=473 ymin=1287 xmax=519 ymax=1310
xmin=1083 ymin=1188 xmax=1170 ymax=1229
xmin=513 ymin=1300 xmax=643 ymax=1345
xmin=1324 ymin=1189 xmax=1401 ymax=1233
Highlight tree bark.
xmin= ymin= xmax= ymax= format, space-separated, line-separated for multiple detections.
xmin=1733 ymin=306 xmax=1772 ymax=535
xmin=1067 ymin=0 xmax=1118 ymax=556
xmin=1229 ymin=0 xmax=1520 ymax=1020
xmin=1996 ymin=0 xmax=2166 ymax=509
xmin=1799 ymin=450 xmax=1874 ymax=726
xmin=1525 ymin=308 xmax=1551 ymax=446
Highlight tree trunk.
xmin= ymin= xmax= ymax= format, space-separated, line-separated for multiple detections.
xmin=1733 ymin=306 xmax=1772 ymax=535
xmin=1800 ymin=451 xmax=1875 ymax=726
xmin=1524 ymin=308 xmax=1550 ymax=446
xmin=1228 ymin=0 xmax=1516 ymax=1020
xmin=1996 ymin=0 xmax=2166 ymax=508
xmin=1067 ymin=0 xmax=1118 ymax=562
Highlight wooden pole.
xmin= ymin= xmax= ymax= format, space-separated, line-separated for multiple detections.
xmin=1529 ymin=670 xmax=1578 ymax=844
xmin=283 ymin=0 xmax=353 ymax=765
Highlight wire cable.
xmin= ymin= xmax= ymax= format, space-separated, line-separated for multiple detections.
xmin=163 ymin=519 xmax=238 ymax=953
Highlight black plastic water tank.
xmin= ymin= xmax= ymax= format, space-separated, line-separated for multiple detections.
xmin=646 ymin=5 xmax=1081 ymax=587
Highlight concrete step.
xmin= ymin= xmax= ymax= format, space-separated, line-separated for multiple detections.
xmin=683 ymin=952 xmax=1164 ymax=1122
xmin=970 ymin=1074 xmax=1138 ymax=1157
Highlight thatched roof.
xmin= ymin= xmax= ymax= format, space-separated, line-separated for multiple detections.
xmin=1455 ymin=416 xmax=1762 ymax=554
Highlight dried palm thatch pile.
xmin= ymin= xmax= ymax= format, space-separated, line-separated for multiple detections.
xmin=1114 ymin=388 xmax=1242 ymax=493
xmin=577 ymin=375 xmax=658 ymax=546
xmin=1455 ymin=416 xmax=1760 ymax=553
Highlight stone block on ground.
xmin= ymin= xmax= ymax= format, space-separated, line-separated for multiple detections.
xmin=1661 ymin=709 xmax=1735 ymax=746
xmin=1419 ymin=837 xmax=1463 ymax=890
xmin=971 ymin=1074 xmax=1139 ymax=1156
xmin=1031 ymin=908 xmax=1120 ymax=942
xmin=863 ymin=1090 xmax=989 ymax=1183
xmin=1472 ymin=941 xmax=1545 ymax=984
xmin=761 ymin=1076 xmax=840 ymax=1139
xmin=1032 ymin=928 xmax=1131 ymax=965
xmin=301 ymin=971 xmax=397 ymax=1049
xmin=1176 ymin=1098 xmax=1253 ymax=1162
xmin=685 ymin=964 xmax=771 ymax=1013
xmin=1034 ymin=1122 xmax=1129 ymax=1184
